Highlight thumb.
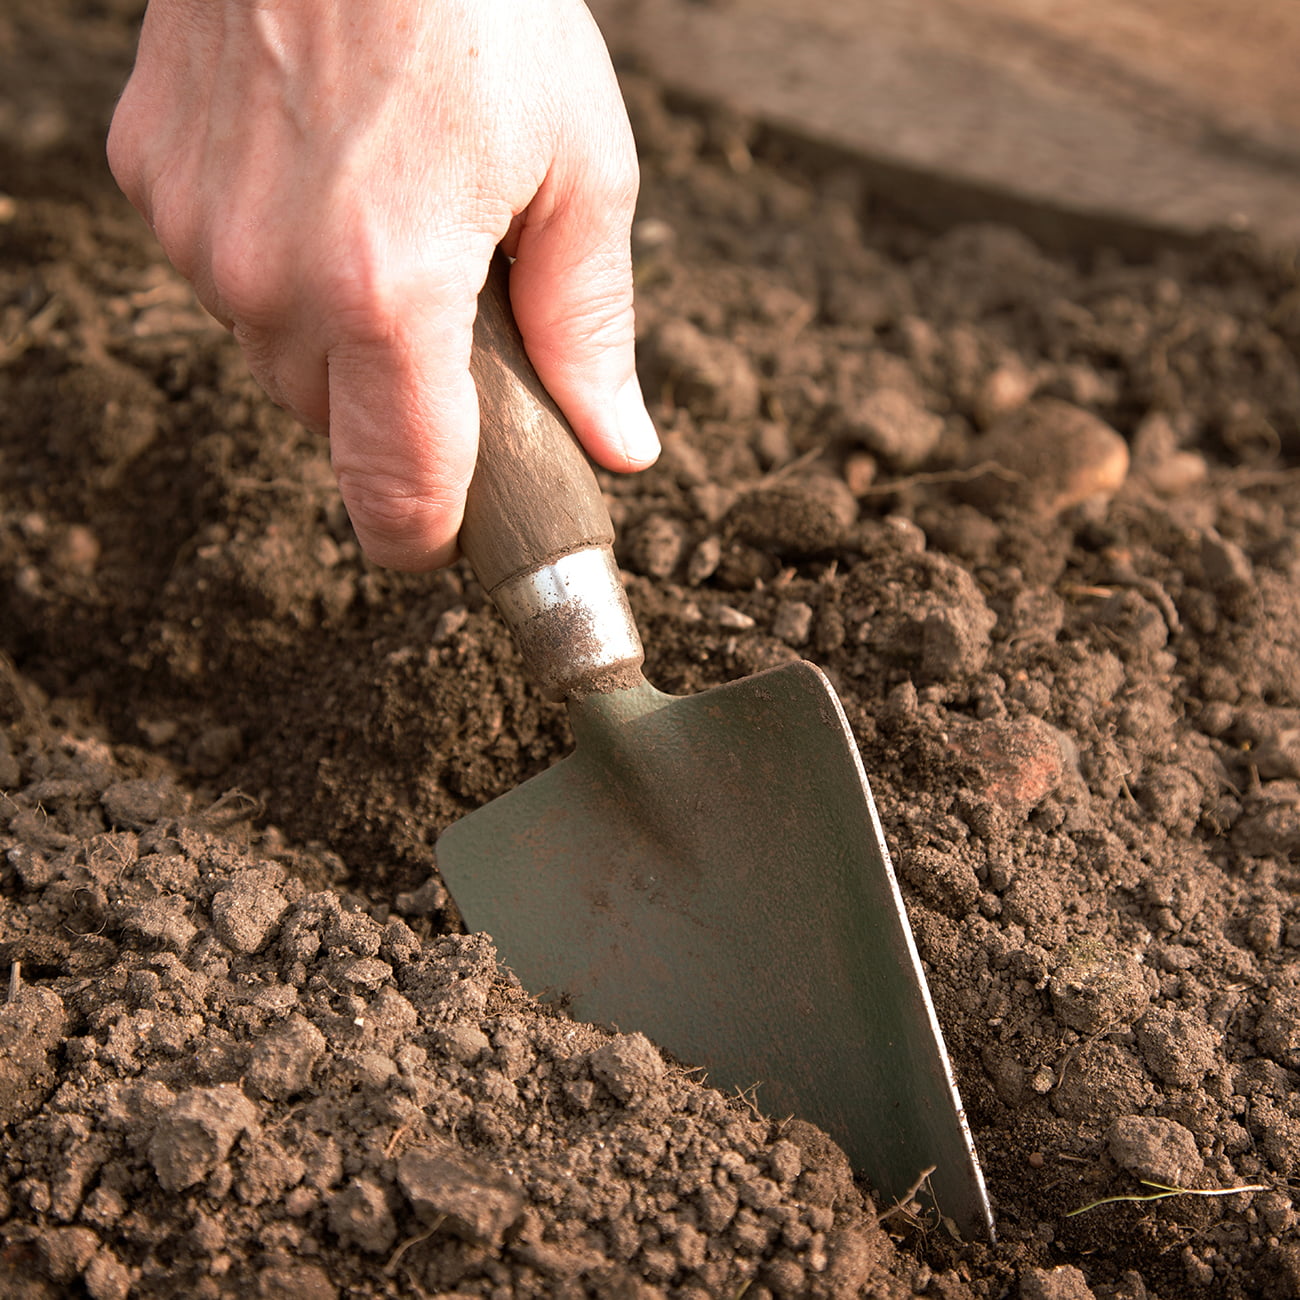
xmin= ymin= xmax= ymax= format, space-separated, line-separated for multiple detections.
xmin=326 ymin=292 xmax=481 ymax=573
xmin=507 ymin=211 xmax=660 ymax=475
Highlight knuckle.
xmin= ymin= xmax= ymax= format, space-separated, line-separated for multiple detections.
xmin=332 ymin=466 xmax=461 ymax=564
xmin=208 ymin=228 xmax=281 ymax=328
xmin=319 ymin=230 xmax=484 ymax=350
xmin=105 ymin=110 xmax=141 ymax=201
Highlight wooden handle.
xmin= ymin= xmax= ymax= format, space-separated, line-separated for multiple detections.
xmin=461 ymin=254 xmax=615 ymax=594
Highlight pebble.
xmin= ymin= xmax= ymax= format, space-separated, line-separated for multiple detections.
xmin=842 ymin=451 xmax=878 ymax=495
xmin=716 ymin=605 xmax=756 ymax=630
xmin=686 ymin=535 xmax=723 ymax=585
xmin=974 ymin=358 xmax=1036 ymax=426
xmin=945 ymin=716 xmax=1064 ymax=811
xmin=772 ymin=600 xmax=813 ymax=646
xmin=960 ymin=398 xmax=1129 ymax=517
xmin=1106 ymin=1114 xmax=1202 ymax=1188
xmin=626 ymin=513 xmax=687 ymax=579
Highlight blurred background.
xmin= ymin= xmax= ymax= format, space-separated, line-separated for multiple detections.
xmin=592 ymin=0 xmax=1300 ymax=250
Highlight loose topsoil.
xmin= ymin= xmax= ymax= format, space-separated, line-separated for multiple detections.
xmin=2 ymin=4 xmax=1299 ymax=1298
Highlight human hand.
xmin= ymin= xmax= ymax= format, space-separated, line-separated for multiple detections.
xmin=108 ymin=0 xmax=659 ymax=571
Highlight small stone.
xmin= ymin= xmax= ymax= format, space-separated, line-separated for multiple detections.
xmin=397 ymin=1147 xmax=524 ymax=1247
xmin=961 ymin=399 xmax=1129 ymax=517
xmin=1106 ymin=1115 xmax=1203 ymax=1187
xmin=626 ymin=513 xmax=686 ymax=579
xmin=842 ymin=451 xmax=878 ymax=495
xmin=588 ymin=1032 xmax=665 ymax=1104
xmin=946 ymin=716 xmax=1065 ymax=812
xmin=772 ymin=600 xmax=813 ymax=646
xmin=686 ymin=535 xmax=723 ymax=585
xmin=148 ymin=1085 xmax=260 ymax=1192
xmin=975 ymin=358 xmax=1036 ymax=426
xmin=246 ymin=1016 xmax=327 ymax=1100
xmin=716 ymin=605 xmax=756 ymax=630
xmin=840 ymin=387 xmax=944 ymax=469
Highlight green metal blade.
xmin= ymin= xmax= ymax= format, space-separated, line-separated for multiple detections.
xmin=436 ymin=660 xmax=992 ymax=1239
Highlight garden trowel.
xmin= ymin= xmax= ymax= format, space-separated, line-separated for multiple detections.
xmin=436 ymin=256 xmax=994 ymax=1240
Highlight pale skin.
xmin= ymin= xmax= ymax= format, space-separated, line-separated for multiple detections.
xmin=108 ymin=0 xmax=659 ymax=572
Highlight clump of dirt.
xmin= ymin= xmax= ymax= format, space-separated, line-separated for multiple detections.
xmin=3 ymin=2 xmax=1300 ymax=1297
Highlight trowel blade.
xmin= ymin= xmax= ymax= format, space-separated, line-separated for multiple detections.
xmin=437 ymin=659 xmax=993 ymax=1239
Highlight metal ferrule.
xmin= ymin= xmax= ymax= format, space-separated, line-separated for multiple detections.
xmin=489 ymin=545 xmax=645 ymax=700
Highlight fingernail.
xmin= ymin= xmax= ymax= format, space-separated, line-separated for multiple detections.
xmin=616 ymin=376 xmax=661 ymax=469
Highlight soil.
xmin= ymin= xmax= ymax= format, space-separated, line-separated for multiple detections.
xmin=3 ymin=3 xmax=1299 ymax=1298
